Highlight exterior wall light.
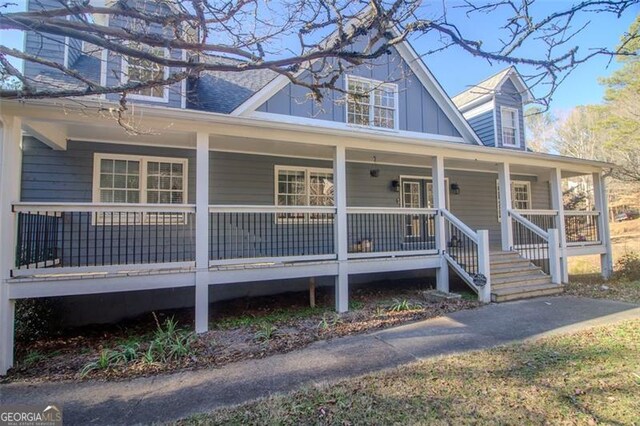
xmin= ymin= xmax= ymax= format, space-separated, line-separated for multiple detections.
xmin=450 ymin=183 xmax=461 ymax=195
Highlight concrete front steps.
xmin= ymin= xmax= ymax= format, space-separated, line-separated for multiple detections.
xmin=490 ymin=251 xmax=563 ymax=302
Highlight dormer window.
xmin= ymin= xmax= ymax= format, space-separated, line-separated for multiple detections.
xmin=346 ymin=76 xmax=398 ymax=130
xmin=122 ymin=45 xmax=169 ymax=102
xmin=500 ymin=106 xmax=520 ymax=147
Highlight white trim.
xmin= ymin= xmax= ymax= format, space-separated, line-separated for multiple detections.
xmin=497 ymin=69 xmax=534 ymax=104
xmin=496 ymin=179 xmax=531 ymax=222
xmin=4 ymin=98 xmax=613 ymax=171
xmin=180 ymin=49 xmax=188 ymax=109
xmin=348 ymin=249 xmax=438 ymax=259
xmin=249 ymin=111 xmax=467 ymax=144
xmin=120 ymin=47 xmax=170 ymax=103
xmin=13 ymin=202 xmax=195 ymax=213
xmin=499 ymin=106 xmax=521 ymax=148
xmin=211 ymin=205 xmax=335 ymax=214
xmin=461 ymin=99 xmax=494 ymax=120
xmin=344 ymin=75 xmax=399 ymax=131
xmin=274 ymin=165 xmax=334 ymax=208
xmin=92 ymin=153 xmax=189 ymax=207
xmin=11 ymin=261 xmax=194 ymax=278
xmin=209 ymin=254 xmax=336 ymax=267
xmin=399 ymin=175 xmax=450 ymax=210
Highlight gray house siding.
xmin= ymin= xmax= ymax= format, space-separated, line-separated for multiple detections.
xmin=466 ymin=109 xmax=495 ymax=147
xmin=20 ymin=142 xmax=550 ymax=262
xmin=24 ymin=0 xmax=68 ymax=83
xmin=256 ymin=44 xmax=462 ymax=138
xmin=495 ymin=79 xmax=526 ymax=150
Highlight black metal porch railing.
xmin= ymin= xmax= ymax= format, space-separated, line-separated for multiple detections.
xmin=209 ymin=207 xmax=336 ymax=262
xmin=442 ymin=210 xmax=479 ymax=278
xmin=564 ymin=211 xmax=600 ymax=244
xmin=347 ymin=208 xmax=437 ymax=255
xmin=510 ymin=211 xmax=550 ymax=274
xmin=14 ymin=204 xmax=196 ymax=270
xmin=516 ymin=210 xmax=557 ymax=233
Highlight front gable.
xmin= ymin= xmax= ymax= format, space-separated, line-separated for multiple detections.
xmin=235 ymin=34 xmax=482 ymax=145
xmin=253 ymin=45 xmax=461 ymax=138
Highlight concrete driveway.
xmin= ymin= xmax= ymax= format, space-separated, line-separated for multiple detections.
xmin=1 ymin=296 xmax=638 ymax=425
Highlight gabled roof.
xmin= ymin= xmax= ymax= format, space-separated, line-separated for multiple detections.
xmin=230 ymin=25 xmax=484 ymax=145
xmin=452 ymin=66 xmax=533 ymax=110
xmin=188 ymin=56 xmax=279 ymax=113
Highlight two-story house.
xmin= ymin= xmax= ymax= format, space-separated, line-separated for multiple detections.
xmin=0 ymin=0 xmax=613 ymax=374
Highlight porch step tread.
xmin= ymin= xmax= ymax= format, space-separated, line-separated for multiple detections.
xmin=492 ymin=278 xmax=552 ymax=290
xmin=491 ymin=283 xmax=563 ymax=302
xmin=490 ymin=257 xmax=532 ymax=267
xmin=492 ymin=273 xmax=549 ymax=286
xmin=490 ymin=265 xmax=541 ymax=276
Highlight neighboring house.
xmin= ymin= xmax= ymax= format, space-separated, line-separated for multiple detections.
xmin=0 ymin=0 xmax=613 ymax=375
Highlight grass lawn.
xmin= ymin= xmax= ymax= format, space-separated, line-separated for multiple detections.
xmin=182 ymin=319 xmax=640 ymax=425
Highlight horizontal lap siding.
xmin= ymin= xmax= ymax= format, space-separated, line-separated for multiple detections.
xmin=495 ymin=79 xmax=526 ymax=150
xmin=467 ymin=110 xmax=495 ymax=147
xmin=20 ymin=146 xmax=551 ymax=260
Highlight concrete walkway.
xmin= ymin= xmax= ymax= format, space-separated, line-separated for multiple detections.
xmin=2 ymin=296 xmax=639 ymax=425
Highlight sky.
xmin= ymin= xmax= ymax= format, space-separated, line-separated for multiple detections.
xmin=410 ymin=0 xmax=639 ymax=113
xmin=1 ymin=0 xmax=638 ymax=114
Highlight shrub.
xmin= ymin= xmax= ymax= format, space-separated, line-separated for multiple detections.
xmin=615 ymin=251 xmax=640 ymax=281
xmin=148 ymin=314 xmax=196 ymax=362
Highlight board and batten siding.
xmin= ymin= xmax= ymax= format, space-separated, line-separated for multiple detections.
xmin=256 ymin=42 xmax=462 ymax=138
xmin=24 ymin=0 xmax=67 ymax=81
xmin=494 ymin=78 xmax=526 ymax=150
xmin=466 ymin=109 xmax=496 ymax=147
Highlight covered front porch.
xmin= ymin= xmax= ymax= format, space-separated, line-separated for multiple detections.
xmin=0 ymin=101 xmax=613 ymax=373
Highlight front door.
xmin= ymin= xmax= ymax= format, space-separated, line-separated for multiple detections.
xmin=402 ymin=179 xmax=423 ymax=238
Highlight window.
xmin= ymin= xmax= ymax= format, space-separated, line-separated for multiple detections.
xmin=346 ymin=76 xmax=398 ymax=130
xmin=500 ymin=107 xmax=520 ymax=147
xmin=275 ymin=166 xmax=334 ymax=221
xmin=122 ymin=44 xmax=169 ymax=101
xmin=94 ymin=154 xmax=188 ymax=205
xmin=496 ymin=180 xmax=531 ymax=221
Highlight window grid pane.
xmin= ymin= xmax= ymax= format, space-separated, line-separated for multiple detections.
xmin=98 ymin=158 xmax=140 ymax=203
xmin=146 ymin=160 xmax=186 ymax=204
xmin=127 ymin=45 xmax=166 ymax=98
xmin=347 ymin=77 xmax=396 ymax=129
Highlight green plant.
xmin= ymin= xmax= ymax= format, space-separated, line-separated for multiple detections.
xmin=80 ymin=348 xmax=124 ymax=377
xmin=388 ymin=299 xmax=421 ymax=312
xmin=316 ymin=313 xmax=342 ymax=331
xmin=148 ymin=313 xmax=196 ymax=362
xmin=615 ymin=251 xmax=640 ymax=281
xmin=254 ymin=323 xmax=278 ymax=343
xmin=20 ymin=350 xmax=45 ymax=368
xmin=374 ymin=305 xmax=386 ymax=317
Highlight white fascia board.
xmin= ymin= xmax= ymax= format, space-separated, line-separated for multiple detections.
xmin=497 ymin=70 xmax=534 ymax=104
xmin=249 ymin=111 xmax=468 ymax=144
xmin=461 ymin=99 xmax=495 ymax=120
xmin=5 ymin=99 xmax=614 ymax=171
xmin=22 ymin=121 xmax=68 ymax=150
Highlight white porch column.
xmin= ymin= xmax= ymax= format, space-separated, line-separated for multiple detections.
xmin=0 ymin=116 xmax=22 ymax=375
xmin=431 ymin=155 xmax=449 ymax=292
xmin=333 ymin=145 xmax=348 ymax=312
xmin=195 ymin=132 xmax=210 ymax=333
xmin=550 ymin=168 xmax=569 ymax=283
xmin=497 ymin=162 xmax=513 ymax=251
xmin=593 ymin=172 xmax=613 ymax=279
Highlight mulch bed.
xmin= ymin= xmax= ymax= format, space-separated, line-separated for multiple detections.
xmin=5 ymin=280 xmax=479 ymax=383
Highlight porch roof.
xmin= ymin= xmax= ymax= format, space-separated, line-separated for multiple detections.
xmin=3 ymin=98 xmax=613 ymax=175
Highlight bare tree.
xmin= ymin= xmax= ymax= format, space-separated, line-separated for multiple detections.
xmin=0 ymin=0 xmax=638 ymax=110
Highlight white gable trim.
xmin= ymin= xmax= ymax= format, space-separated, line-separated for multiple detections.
xmin=230 ymin=27 xmax=483 ymax=146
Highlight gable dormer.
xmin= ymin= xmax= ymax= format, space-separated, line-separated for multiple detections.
xmin=452 ymin=67 xmax=533 ymax=150
xmin=24 ymin=0 xmax=186 ymax=108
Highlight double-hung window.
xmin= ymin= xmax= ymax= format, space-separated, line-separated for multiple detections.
xmin=94 ymin=154 xmax=188 ymax=224
xmin=500 ymin=107 xmax=520 ymax=147
xmin=123 ymin=43 xmax=169 ymax=101
xmin=275 ymin=166 xmax=334 ymax=222
xmin=496 ymin=180 xmax=531 ymax=221
xmin=346 ymin=76 xmax=398 ymax=130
